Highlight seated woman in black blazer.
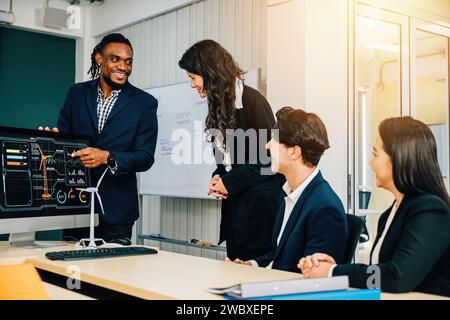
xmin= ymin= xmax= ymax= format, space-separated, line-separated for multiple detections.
xmin=298 ymin=116 xmax=450 ymax=297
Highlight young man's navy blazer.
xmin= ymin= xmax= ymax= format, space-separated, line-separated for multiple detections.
xmin=254 ymin=171 xmax=348 ymax=272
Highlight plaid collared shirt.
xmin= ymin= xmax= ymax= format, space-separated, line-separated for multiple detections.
xmin=97 ymin=86 xmax=121 ymax=133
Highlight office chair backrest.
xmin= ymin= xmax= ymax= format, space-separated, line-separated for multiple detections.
xmin=343 ymin=214 xmax=365 ymax=264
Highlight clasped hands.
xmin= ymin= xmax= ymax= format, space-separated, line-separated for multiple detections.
xmin=224 ymin=257 xmax=252 ymax=266
xmin=298 ymin=253 xmax=336 ymax=278
xmin=223 ymin=253 xmax=337 ymax=278
xmin=208 ymin=174 xmax=229 ymax=200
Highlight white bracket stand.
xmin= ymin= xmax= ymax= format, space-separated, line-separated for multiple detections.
xmin=75 ymin=238 xmax=106 ymax=248
xmin=75 ymin=205 xmax=105 ymax=248
xmin=75 ymin=167 xmax=110 ymax=249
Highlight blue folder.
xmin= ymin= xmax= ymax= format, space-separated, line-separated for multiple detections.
xmin=225 ymin=289 xmax=381 ymax=300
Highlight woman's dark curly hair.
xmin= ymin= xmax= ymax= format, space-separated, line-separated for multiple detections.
xmin=178 ymin=40 xmax=243 ymax=137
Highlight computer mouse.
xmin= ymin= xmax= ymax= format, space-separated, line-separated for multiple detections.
xmin=109 ymin=238 xmax=132 ymax=246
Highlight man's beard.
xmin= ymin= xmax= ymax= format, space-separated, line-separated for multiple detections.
xmin=102 ymin=74 xmax=127 ymax=90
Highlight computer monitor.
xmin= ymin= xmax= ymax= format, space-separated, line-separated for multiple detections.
xmin=0 ymin=126 xmax=97 ymax=247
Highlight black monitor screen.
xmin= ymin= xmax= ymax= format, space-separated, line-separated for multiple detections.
xmin=0 ymin=126 xmax=91 ymax=219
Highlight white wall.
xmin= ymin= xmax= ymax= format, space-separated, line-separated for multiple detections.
xmin=0 ymin=0 xmax=84 ymax=38
xmin=267 ymin=0 xmax=306 ymax=111
xmin=305 ymin=0 xmax=349 ymax=208
xmin=75 ymin=4 xmax=95 ymax=82
xmin=267 ymin=0 xmax=349 ymax=209
xmin=90 ymin=0 xmax=200 ymax=36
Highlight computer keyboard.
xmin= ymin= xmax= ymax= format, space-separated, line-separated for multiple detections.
xmin=45 ymin=246 xmax=158 ymax=261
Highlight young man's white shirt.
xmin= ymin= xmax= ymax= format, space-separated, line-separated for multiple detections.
xmin=249 ymin=167 xmax=320 ymax=268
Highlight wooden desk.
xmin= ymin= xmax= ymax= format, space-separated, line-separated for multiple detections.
xmin=29 ymin=249 xmax=301 ymax=299
xmin=0 ymin=244 xmax=45 ymax=265
xmin=1 ymin=243 xmax=448 ymax=300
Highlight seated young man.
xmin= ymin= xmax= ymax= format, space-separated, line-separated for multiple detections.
xmin=229 ymin=107 xmax=348 ymax=272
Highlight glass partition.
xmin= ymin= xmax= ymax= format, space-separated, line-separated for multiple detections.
xmin=413 ymin=29 xmax=449 ymax=192
xmin=355 ymin=13 xmax=403 ymax=213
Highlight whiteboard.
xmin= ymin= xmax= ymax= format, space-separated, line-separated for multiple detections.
xmin=139 ymin=70 xmax=260 ymax=199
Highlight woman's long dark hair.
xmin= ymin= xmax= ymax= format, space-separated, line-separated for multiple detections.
xmin=178 ymin=40 xmax=243 ymax=137
xmin=379 ymin=117 xmax=450 ymax=206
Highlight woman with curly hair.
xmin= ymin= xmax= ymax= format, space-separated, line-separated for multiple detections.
xmin=179 ymin=40 xmax=282 ymax=260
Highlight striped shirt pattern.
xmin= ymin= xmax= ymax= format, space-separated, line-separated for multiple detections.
xmin=97 ymin=86 xmax=121 ymax=133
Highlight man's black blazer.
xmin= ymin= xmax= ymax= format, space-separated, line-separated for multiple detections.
xmin=57 ymin=79 xmax=158 ymax=224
